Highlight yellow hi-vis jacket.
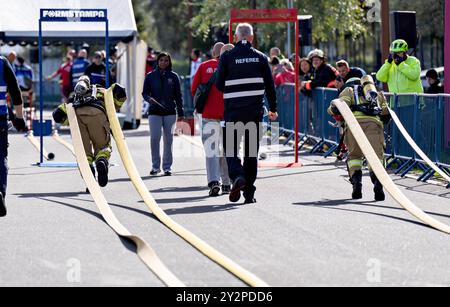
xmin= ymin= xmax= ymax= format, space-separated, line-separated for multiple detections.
xmin=376 ymin=56 xmax=424 ymax=94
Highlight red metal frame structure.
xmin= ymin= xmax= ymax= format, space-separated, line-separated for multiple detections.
xmin=229 ymin=8 xmax=301 ymax=166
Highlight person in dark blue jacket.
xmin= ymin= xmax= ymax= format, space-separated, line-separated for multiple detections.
xmin=216 ymin=23 xmax=278 ymax=204
xmin=70 ymin=49 xmax=90 ymax=90
xmin=0 ymin=56 xmax=26 ymax=216
xmin=14 ymin=56 xmax=33 ymax=92
xmin=142 ymin=52 xmax=184 ymax=176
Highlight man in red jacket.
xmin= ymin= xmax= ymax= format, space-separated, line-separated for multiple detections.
xmin=191 ymin=43 xmax=231 ymax=197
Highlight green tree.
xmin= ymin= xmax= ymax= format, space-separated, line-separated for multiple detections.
xmin=191 ymin=0 xmax=368 ymax=45
xmin=390 ymin=0 xmax=444 ymax=39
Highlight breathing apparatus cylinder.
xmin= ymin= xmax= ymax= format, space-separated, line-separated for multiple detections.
xmin=361 ymin=75 xmax=379 ymax=105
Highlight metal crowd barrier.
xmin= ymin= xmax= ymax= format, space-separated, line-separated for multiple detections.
xmin=180 ymin=77 xmax=449 ymax=186
xmin=180 ymin=76 xmax=195 ymax=117
xmin=275 ymin=85 xmax=339 ymax=154
xmin=276 ymin=84 xmax=450 ymax=186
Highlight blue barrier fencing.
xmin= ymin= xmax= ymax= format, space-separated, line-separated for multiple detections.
xmin=275 ymin=84 xmax=450 ymax=184
xmin=180 ymin=76 xmax=449 ymax=185
xmin=180 ymin=76 xmax=195 ymax=117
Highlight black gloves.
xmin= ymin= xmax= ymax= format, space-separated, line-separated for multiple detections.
xmin=112 ymin=83 xmax=127 ymax=101
xmin=394 ymin=53 xmax=406 ymax=65
xmin=331 ymin=106 xmax=340 ymax=116
xmin=12 ymin=117 xmax=27 ymax=132
xmin=52 ymin=107 xmax=67 ymax=124
xmin=380 ymin=114 xmax=392 ymax=125
xmin=387 ymin=53 xmax=393 ymax=64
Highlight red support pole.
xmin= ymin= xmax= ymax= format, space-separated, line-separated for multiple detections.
xmin=445 ymin=0 xmax=450 ymax=94
xmin=294 ymin=19 xmax=300 ymax=163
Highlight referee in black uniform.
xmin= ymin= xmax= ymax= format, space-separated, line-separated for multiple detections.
xmin=216 ymin=23 xmax=278 ymax=204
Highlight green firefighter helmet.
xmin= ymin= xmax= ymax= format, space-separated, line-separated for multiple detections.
xmin=390 ymin=39 xmax=409 ymax=53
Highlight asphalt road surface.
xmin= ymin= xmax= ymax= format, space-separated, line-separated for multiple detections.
xmin=1 ymin=119 xmax=449 ymax=287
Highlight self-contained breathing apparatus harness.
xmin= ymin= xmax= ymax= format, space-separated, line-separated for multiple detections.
xmin=350 ymin=76 xmax=382 ymax=117
xmin=71 ymin=76 xmax=106 ymax=114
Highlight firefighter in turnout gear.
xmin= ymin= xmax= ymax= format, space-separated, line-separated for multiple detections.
xmin=328 ymin=75 xmax=391 ymax=201
xmin=53 ymin=76 xmax=127 ymax=187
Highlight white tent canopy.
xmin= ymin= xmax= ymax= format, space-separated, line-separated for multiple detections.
xmin=0 ymin=0 xmax=145 ymax=128
xmin=0 ymin=0 xmax=137 ymax=43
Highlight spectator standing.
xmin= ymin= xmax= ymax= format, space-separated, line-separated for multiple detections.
xmin=67 ymin=49 xmax=77 ymax=60
xmin=335 ymin=60 xmax=366 ymax=82
xmin=142 ymin=52 xmax=184 ymax=176
xmin=6 ymin=52 xmax=16 ymax=66
xmin=299 ymin=58 xmax=313 ymax=81
xmin=70 ymin=49 xmax=89 ymax=90
xmin=335 ymin=75 xmax=345 ymax=93
xmin=190 ymin=48 xmax=202 ymax=78
xmin=270 ymin=56 xmax=283 ymax=79
xmin=46 ymin=55 xmax=73 ymax=102
xmin=270 ymin=47 xmax=285 ymax=60
xmin=84 ymin=51 xmax=111 ymax=87
xmin=216 ymin=23 xmax=278 ymax=204
xmin=146 ymin=47 xmax=157 ymax=75
xmin=301 ymin=49 xmax=338 ymax=91
xmin=14 ymin=56 xmax=33 ymax=93
xmin=191 ymin=42 xmax=231 ymax=197
xmin=274 ymin=59 xmax=296 ymax=86
xmin=376 ymin=39 xmax=423 ymax=94
xmin=425 ymin=69 xmax=444 ymax=94
xmin=108 ymin=47 xmax=120 ymax=84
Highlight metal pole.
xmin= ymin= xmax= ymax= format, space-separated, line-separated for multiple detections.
xmin=126 ymin=43 xmax=131 ymax=125
xmin=132 ymin=36 xmax=137 ymax=128
xmin=381 ymin=0 xmax=390 ymax=92
xmin=105 ymin=18 xmax=110 ymax=88
xmin=412 ymin=95 xmax=418 ymax=160
xmin=38 ymin=19 xmax=43 ymax=165
xmin=294 ymin=17 xmax=300 ymax=163
xmin=445 ymin=0 xmax=450 ymax=93
xmin=286 ymin=0 xmax=292 ymax=57
xmin=187 ymin=0 xmax=193 ymax=55
xmin=381 ymin=0 xmax=390 ymax=63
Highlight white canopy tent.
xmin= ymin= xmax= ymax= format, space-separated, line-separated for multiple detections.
xmin=0 ymin=0 xmax=146 ymax=128
xmin=0 ymin=0 xmax=136 ymax=42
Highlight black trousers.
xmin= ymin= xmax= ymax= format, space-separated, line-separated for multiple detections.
xmin=0 ymin=119 xmax=9 ymax=196
xmin=222 ymin=116 xmax=262 ymax=200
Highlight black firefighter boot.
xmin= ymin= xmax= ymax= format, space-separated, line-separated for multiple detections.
xmin=96 ymin=158 xmax=109 ymax=187
xmin=370 ymin=172 xmax=385 ymax=202
xmin=351 ymin=170 xmax=363 ymax=200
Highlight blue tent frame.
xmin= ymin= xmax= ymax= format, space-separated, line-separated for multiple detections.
xmin=38 ymin=8 xmax=109 ymax=166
